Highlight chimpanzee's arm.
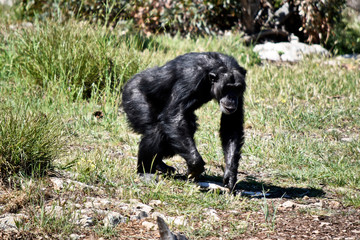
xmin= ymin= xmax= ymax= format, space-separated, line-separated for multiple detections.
xmin=220 ymin=108 xmax=244 ymax=190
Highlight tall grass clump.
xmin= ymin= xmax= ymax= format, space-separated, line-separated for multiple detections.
xmin=14 ymin=21 xmax=146 ymax=99
xmin=0 ymin=106 xmax=65 ymax=181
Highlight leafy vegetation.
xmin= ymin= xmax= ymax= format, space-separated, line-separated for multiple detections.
xmin=16 ymin=0 xmax=360 ymax=54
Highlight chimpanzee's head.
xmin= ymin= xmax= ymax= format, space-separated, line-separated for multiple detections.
xmin=210 ymin=66 xmax=246 ymax=115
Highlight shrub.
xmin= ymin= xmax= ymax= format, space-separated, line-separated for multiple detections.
xmin=0 ymin=106 xmax=65 ymax=181
xmin=326 ymin=8 xmax=360 ymax=54
xmin=298 ymin=0 xmax=346 ymax=44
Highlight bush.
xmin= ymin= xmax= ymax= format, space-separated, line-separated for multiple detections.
xmin=0 ymin=106 xmax=65 ymax=180
xmin=298 ymin=0 xmax=346 ymax=44
xmin=326 ymin=8 xmax=360 ymax=54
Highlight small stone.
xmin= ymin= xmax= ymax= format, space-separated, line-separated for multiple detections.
xmin=341 ymin=137 xmax=353 ymax=142
xmin=142 ymin=221 xmax=157 ymax=231
xmin=149 ymin=200 xmax=162 ymax=207
xmin=103 ymin=212 xmax=127 ymax=228
xmin=50 ymin=177 xmax=64 ymax=190
xmin=280 ymin=200 xmax=296 ymax=209
xmin=328 ymin=200 xmax=341 ymax=209
xmin=313 ymin=200 xmax=324 ymax=208
xmin=303 ymin=195 xmax=310 ymax=200
xmin=69 ymin=233 xmax=81 ymax=240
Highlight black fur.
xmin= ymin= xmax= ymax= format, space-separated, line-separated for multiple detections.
xmin=122 ymin=52 xmax=246 ymax=190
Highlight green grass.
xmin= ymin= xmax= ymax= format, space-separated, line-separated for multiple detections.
xmin=0 ymin=15 xmax=359 ymax=239
xmin=0 ymin=105 xmax=66 ymax=180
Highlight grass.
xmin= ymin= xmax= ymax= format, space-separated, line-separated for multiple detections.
xmin=0 ymin=10 xmax=359 ymax=239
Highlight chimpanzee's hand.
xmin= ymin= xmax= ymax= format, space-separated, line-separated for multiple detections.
xmin=223 ymin=169 xmax=237 ymax=191
xmin=187 ymin=158 xmax=205 ymax=179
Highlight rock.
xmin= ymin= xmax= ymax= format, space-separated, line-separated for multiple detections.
xmin=341 ymin=137 xmax=353 ymax=142
xmin=103 ymin=212 xmax=127 ymax=228
xmin=205 ymin=208 xmax=220 ymax=222
xmin=253 ymin=41 xmax=330 ymax=62
xmin=166 ymin=216 xmax=188 ymax=226
xmin=0 ymin=0 xmax=13 ymax=6
xmin=149 ymin=200 xmax=162 ymax=207
xmin=69 ymin=233 xmax=84 ymax=240
xmin=84 ymin=197 xmax=112 ymax=209
xmin=256 ymin=49 xmax=281 ymax=62
xmin=134 ymin=203 xmax=153 ymax=214
xmin=197 ymin=182 xmax=229 ymax=192
xmin=50 ymin=177 xmax=64 ymax=190
xmin=130 ymin=210 xmax=149 ymax=221
xmin=142 ymin=221 xmax=157 ymax=231
xmin=50 ymin=177 xmax=103 ymax=193
xmin=279 ymin=200 xmax=296 ymax=210
xmin=0 ymin=214 xmax=28 ymax=231
xmin=313 ymin=200 xmax=325 ymax=208
xmin=328 ymin=200 xmax=341 ymax=209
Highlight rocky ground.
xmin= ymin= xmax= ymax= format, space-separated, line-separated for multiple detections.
xmin=0 ymin=172 xmax=359 ymax=239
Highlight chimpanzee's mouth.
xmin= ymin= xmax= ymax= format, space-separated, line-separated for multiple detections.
xmin=220 ymin=104 xmax=236 ymax=115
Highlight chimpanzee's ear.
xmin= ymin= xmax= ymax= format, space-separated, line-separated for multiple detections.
xmin=209 ymin=72 xmax=218 ymax=83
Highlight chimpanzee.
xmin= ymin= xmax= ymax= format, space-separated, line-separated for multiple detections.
xmin=122 ymin=52 xmax=246 ymax=190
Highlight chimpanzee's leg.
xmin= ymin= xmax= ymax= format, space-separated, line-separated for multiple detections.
xmin=137 ymin=130 xmax=176 ymax=174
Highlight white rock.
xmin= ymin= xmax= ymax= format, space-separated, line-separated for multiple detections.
xmin=142 ymin=221 xmax=157 ymax=231
xmin=149 ymin=200 xmax=162 ymax=207
xmin=253 ymin=41 xmax=330 ymax=62
xmin=280 ymin=200 xmax=296 ymax=209
xmin=167 ymin=216 xmax=188 ymax=226
xmin=197 ymin=182 xmax=229 ymax=192
xmin=257 ymin=50 xmax=281 ymax=62
xmin=134 ymin=203 xmax=153 ymax=214
xmin=69 ymin=233 xmax=81 ymax=240
xmin=0 ymin=214 xmax=28 ymax=231
xmin=50 ymin=177 xmax=64 ymax=190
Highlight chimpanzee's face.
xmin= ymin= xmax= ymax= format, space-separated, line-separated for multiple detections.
xmin=210 ymin=68 xmax=246 ymax=115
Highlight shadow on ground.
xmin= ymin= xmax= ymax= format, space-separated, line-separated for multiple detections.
xmin=170 ymin=173 xmax=325 ymax=199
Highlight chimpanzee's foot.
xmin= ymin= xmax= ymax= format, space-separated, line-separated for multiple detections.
xmin=187 ymin=160 xmax=205 ymax=179
xmin=156 ymin=161 xmax=176 ymax=175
